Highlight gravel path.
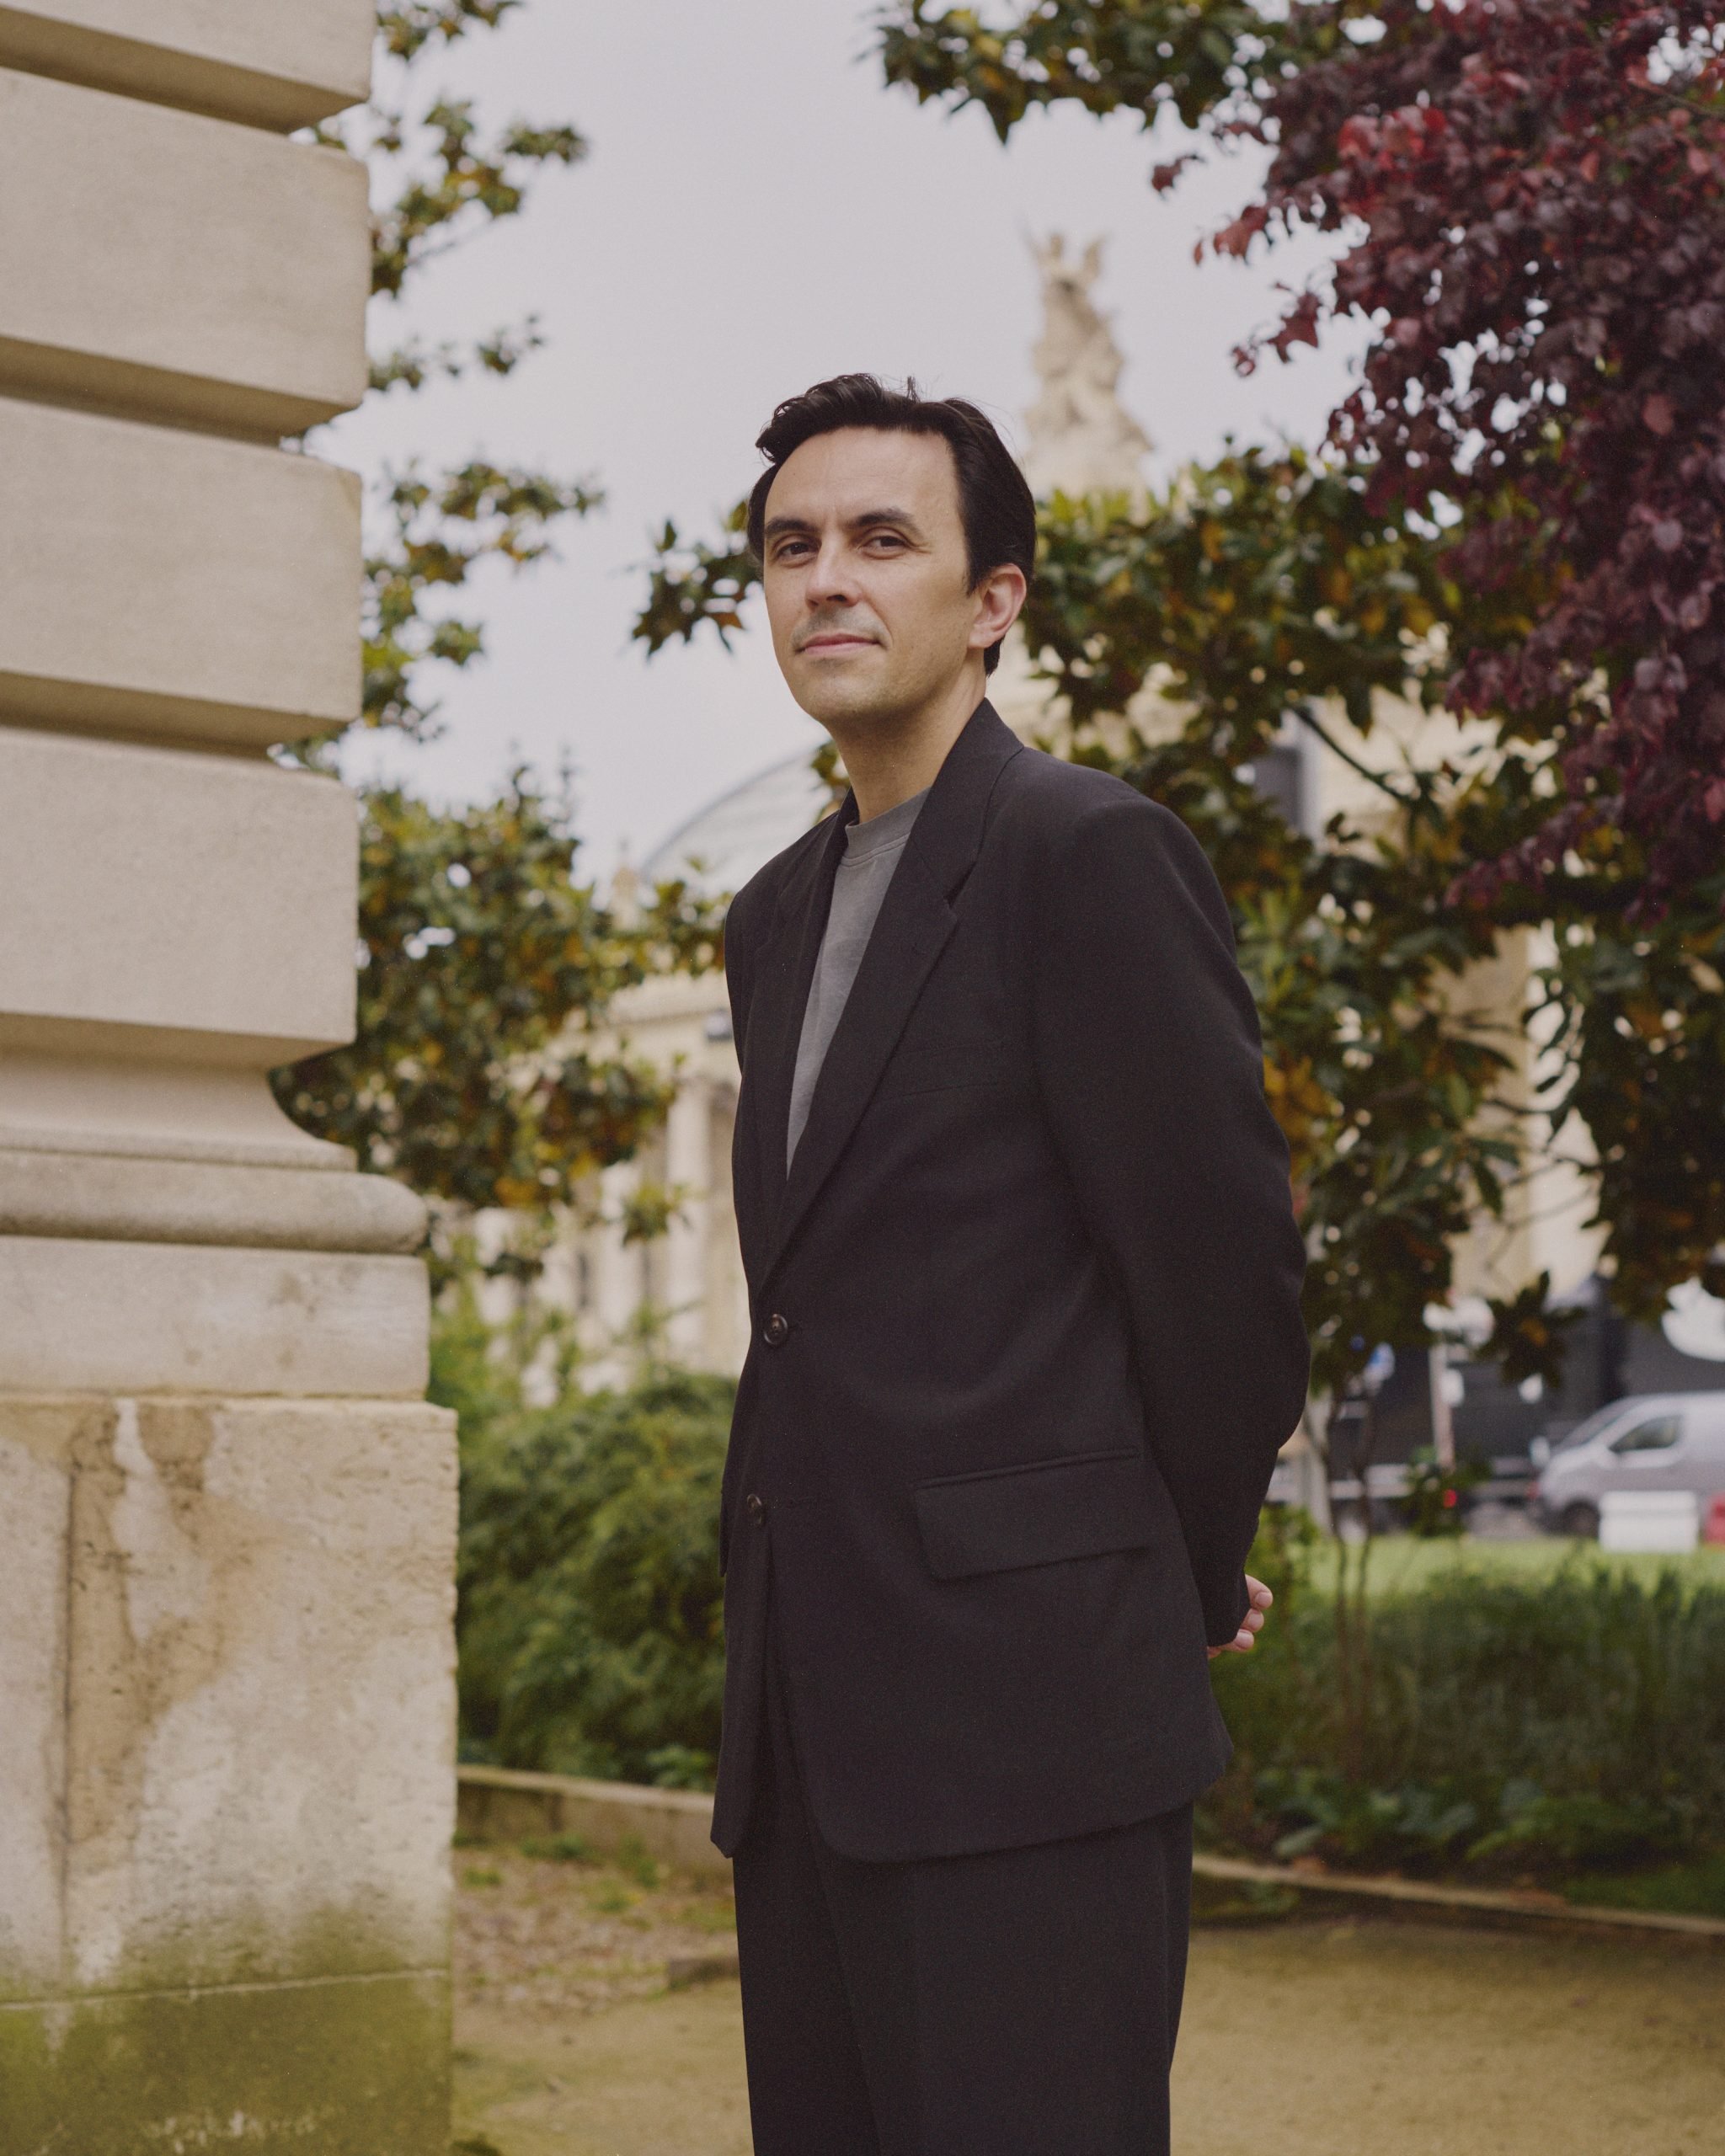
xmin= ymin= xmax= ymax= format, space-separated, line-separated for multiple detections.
xmin=451 ymin=1850 xmax=1725 ymax=2156
xmin=454 ymin=1843 xmax=738 ymax=2024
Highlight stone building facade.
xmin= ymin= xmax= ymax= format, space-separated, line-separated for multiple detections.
xmin=0 ymin=8 xmax=457 ymax=2148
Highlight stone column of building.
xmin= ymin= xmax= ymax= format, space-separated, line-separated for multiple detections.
xmin=0 ymin=8 xmax=458 ymax=2150
xmin=662 ymin=1075 xmax=713 ymax=1364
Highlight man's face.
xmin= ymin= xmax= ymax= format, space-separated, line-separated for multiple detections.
xmin=760 ymin=428 xmax=1007 ymax=732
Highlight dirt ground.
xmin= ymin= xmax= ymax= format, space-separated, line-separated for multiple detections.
xmin=451 ymin=1849 xmax=1725 ymax=2156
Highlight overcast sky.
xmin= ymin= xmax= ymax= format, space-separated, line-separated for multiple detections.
xmin=324 ymin=0 xmax=1362 ymax=878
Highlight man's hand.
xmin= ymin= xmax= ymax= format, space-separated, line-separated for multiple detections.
xmin=1207 ymin=1577 xmax=1273 ymax=1659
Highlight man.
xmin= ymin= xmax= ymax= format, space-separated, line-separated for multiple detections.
xmin=716 ymin=375 xmax=1308 ymax=2155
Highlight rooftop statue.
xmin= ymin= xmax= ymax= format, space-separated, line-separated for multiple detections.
xmin=1020 ymin=233 xmax=1152 ymax=501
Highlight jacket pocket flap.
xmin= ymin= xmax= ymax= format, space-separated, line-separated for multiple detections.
xmin=914 ymin=1448 xmax=1155 ymax=1581
xmin=876 ymin=1042 xmax=1011 ymax=1099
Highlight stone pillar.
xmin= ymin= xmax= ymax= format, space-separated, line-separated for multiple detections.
xmin=663 ymin=1077 xmax=713 ymax=1364
xmin=0 ymin=8 xmax=459 ymax=2150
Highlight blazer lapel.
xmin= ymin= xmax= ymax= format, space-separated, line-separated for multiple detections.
xmin=761 ymin=701 xmax=1024 ymax=1284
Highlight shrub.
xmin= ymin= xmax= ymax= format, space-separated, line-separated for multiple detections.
xmin=1210 ymin=1540 xmax=1725 ymax=1874
xmin=1399 ymin=1449 xmax=1488 ymax=1539
xmin=457 ymin=1367 xmax=732 ymax=1785
xmin=447 ymin=1340 xmax=1725 ymax=1875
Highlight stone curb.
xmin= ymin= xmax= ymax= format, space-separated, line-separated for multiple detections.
xmin=457 ymin=1767 xmax=1725 ymax=1944
xmin=1190 ymin=1851 xmax=1725 ymax=1943
xmin=457 ymin=1764 xmax=730 ymax=1884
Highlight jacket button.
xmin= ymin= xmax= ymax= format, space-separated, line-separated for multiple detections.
xmin=745 ymin=1492 xmax=766 ymax=1527
xmin=762 ymin=1312 xmax=789 ymax=1348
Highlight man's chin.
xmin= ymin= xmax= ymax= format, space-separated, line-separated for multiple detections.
xmin=790 ymin=664 xmax=903 ymax=728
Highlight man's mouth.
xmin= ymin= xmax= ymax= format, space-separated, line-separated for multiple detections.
xmin=798 ymin=630 xmax=879 ymax=654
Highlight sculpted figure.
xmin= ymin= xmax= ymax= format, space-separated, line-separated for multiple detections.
xmin=1022 ymin=232 xmax=1153 ymax=499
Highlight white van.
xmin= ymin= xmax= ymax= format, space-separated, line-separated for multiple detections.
xmin=1533 ymin=1392 xmax=1725 ymax=1539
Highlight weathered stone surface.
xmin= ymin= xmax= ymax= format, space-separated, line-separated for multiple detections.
xmin=0 ymin=1404 xmax=73 ymax=1999
xmin=0 ymin=0 xmax=373 ymax=131
xmin=0 ymin=1149 xmax=425 ymax=1253
xmin=0 ymin=6 xmax=453 ymax=2143
xmin=0 ymin=1971 xmax=451 ymax=2155
xmin=0 ymin=728 xmax=358 ymax=1059
xmin=0 ymin=398 xmax=360 ymax=747
xmin=0 ymin=1395 xmax=457 ymax=1999
xmin=0 ymin=1242 xmax=430 ymax=1396
xmin=0 ymin=68 xmax=369 ymax=435
xmin=67 ymin=1397 xmax=457 ymax=1989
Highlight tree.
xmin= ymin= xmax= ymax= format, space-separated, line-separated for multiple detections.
xmin=877 ymin=4 xmax=1725 ymax=865
xmin=272 ymin=776 xmax=718 ymax=1214
xmin=275 ymin=3 xmax=718 ymax=1230
xmin=864 ymin=0 xmax=1725 ymax=1327
xmin=311 ymin=0 xmax=598 ymax=747
xmin=1242 ymin=3 xmax=1725 ymax=916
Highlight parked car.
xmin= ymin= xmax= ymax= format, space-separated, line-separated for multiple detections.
xmin=1531 ymin=1391 xmax=1725 ymax=1539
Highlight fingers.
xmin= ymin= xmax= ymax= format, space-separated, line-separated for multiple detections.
xmin=1208 ymin=1581 xmax=1278 ymax=1659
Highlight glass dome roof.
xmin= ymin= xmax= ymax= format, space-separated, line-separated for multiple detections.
xmin=641 ymin=750 xmax=831 ymax=899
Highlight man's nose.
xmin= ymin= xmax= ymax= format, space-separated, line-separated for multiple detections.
xmin=806 ymin=539 xmax=860 ymax=606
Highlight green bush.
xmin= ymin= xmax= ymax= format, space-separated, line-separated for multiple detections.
xmin=1399 ymin=1448 xmax=1488 ymax=1538
xmin=456 ymin=1366 xmax=732 ymax=1785
xmin=444 ymin=1319 xmax=1725 ymax=1881
xmin=1209 ymin=1534 xmax=1725 ymax=1876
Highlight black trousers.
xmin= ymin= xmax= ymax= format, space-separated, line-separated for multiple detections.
xmin=733 ymin=1636 xmax=1194 ymax=2156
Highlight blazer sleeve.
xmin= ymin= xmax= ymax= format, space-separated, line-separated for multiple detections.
xmin=1028 ymin=789 xmax=1310 ymax=1646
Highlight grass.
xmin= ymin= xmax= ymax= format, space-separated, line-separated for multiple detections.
xmin=517 ymin=1833 xmax=595 ymax=1864
xmin=1307 ymin=1532 xmax=1725 ymax=1598
xmin=1567 ymin=1852 xmax=1725 ymax=1919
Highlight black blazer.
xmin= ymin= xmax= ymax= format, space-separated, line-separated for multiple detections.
xmin=711 ymin=702 xmax=1308 ymax=1862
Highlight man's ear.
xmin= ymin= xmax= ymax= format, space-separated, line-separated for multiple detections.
xmin=970 ymin=563 xmax=1028 ymax=655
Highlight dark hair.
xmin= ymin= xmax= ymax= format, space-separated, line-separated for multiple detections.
xmin=745 ymin=374 xmax=1035 ymax=675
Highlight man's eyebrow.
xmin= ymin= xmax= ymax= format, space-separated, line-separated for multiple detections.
xmin=847 ymin=506 xmax=922 ymax=534
xmin=761 ymin=507 xmax=926 ymax=540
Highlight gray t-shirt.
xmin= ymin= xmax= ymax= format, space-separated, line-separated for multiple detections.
xmin=786 ymin=787 xmax=930 ymax=1168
